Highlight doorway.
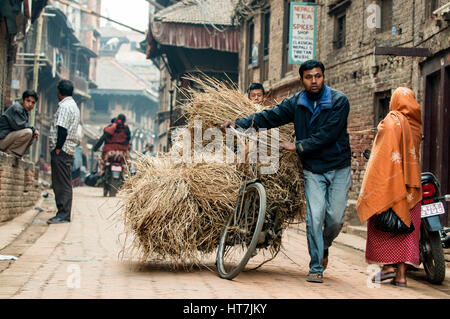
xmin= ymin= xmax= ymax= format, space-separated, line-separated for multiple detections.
xmin=421 ymin=51 xmax=450 ymax=225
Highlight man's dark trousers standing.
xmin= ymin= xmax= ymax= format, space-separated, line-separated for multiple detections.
xmin=51 ymin=150 xmax=73 ymax=221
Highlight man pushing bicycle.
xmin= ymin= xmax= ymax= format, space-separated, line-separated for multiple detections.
xmin=221 ymin=60 xmax=352 ymax=283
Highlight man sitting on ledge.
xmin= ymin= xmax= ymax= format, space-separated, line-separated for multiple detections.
xmin=0 ymin=90 xmax=40 ymax=158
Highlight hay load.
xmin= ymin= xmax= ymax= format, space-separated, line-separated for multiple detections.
xmin=120 ymin=75 xmax=306 ymax=269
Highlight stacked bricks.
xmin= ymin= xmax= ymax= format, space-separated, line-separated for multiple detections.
xmin=0 ymin=151 xmax=41 ymax=223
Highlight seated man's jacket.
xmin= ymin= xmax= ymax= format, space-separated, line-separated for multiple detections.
xmin=0 ymin=101 xmax=35 ymax=140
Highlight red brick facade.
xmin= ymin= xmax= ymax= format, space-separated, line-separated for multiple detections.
xmin=237 ymin=0 xmax=450 ymax=225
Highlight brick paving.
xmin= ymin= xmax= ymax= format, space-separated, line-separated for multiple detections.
xmin=0 ymin=186 xmax=449 ymax=299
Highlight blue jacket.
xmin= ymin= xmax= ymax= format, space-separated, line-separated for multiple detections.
xmin=235 ymin=85 xmax=351 ymax=174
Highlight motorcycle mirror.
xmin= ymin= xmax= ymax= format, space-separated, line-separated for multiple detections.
xmin=363 ymin=149 xmax=371 ymax=160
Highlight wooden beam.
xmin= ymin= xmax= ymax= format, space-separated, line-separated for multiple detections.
xmin=374 ymin=47 xmax=432 ymax=57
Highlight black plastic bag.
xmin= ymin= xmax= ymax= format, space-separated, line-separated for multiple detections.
xmin=84 ymin=172 xmax=99 ymax=187
xmin=374 ymin=208 xmax=415 ymax=235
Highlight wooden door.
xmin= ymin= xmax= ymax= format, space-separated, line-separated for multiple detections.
xmin=422 ymin=52 xmax=450 ymax=225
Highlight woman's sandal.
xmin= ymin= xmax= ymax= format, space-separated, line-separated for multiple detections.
xmin=390 ymin=279 xmax=407 ymax=287
xmin=371 ymin=271 xmax=396 ymax=283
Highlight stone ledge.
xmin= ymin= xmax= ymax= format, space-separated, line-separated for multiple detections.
xmin=0 ymin=196 xmax=43 ymax=250
xmin=0 ymin=151 xmax=41 ymax=223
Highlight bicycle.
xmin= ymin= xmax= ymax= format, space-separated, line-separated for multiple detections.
xmin=216 ymin=126 xmax=285 ymax=280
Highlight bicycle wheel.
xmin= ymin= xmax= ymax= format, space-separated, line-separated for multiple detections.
xmin=216 ymin=182 xmax=266 ymax=280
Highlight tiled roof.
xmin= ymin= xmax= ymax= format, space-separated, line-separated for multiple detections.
xmin=99 ymin=26 xmax=129 ymax=39
xmin=154 ymin=0 xmax=238 ymax=26
xmin=93 ymin=57 xmax=158 ymax=101
xmin=95 ymin=57 xmax=146 ymax=91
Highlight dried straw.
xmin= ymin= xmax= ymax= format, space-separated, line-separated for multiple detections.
xmin=120 ymin=74 xmax=306 ymax=269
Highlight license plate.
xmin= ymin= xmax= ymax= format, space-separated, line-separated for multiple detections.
xmin=111 ymin=165 xmax=122 ymax=172
xmin=421 ymin=202 xmax=445 ymax=218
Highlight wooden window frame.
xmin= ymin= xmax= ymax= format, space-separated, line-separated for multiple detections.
xmin=282 ymin=0 xmax=294 ymax=76
xmin=260 ymin=8 xmax=270 ymax=83
xmin=374 ymin=90 xmax=391 ymax=126
xmin=333 ymin=12 xmax=346 ymax=50
xmin=377 ymin=0 xmax=393 ymax=34
xmin=245 ymin=18 xmax=255 ymax=89
xmin=425 ymin=0 xmax=439 ymax=19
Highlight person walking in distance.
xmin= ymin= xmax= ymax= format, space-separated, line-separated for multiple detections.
xmin=221 ymin=60 xmax=352 ymax=283
xmin=47 ymin=80 xmax=80 ymax=224
xmin=93 ymin=113 xmax=131 ymax=179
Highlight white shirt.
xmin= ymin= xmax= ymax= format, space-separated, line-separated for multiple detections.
xmin=49 ymin=96 xmax=80 ymax=156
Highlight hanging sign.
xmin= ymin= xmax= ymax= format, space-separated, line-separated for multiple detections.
xmin=288 ymin=2 xmax=317 ymax=64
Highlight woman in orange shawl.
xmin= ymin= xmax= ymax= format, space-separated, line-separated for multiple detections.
xmin=356 ymin=87 xmax=422 ymax=287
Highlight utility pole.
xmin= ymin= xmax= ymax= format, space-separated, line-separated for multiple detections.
xmin=30 ymin=13 xmax=44 ymax=162
xmin=31 ymin=14 xmax=43 ymax=127
xmin=168 ymin=89 xmax=174 ymax=149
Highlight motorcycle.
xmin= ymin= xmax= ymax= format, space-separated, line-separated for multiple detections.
xmin=419 ymin=172 xmax=450 ymax=284
xmin=103 ymin=154 xmax=126 ymax=197
xmin=363 ymin=150 xmax=449 ymax=284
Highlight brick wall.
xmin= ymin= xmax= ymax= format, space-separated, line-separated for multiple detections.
xmin=237 ymin=0 xmax=450 ymax=226
xmin=1 ymin=20 xmax=9 ymax=109
xmin=0 ymin=152 xmax=41 ymax=223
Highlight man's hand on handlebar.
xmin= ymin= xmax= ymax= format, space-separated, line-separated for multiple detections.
xmin=280 ymin=141 xmax=296 ymax=152
xmin=220 ymin=120 xmax=236 ymax=133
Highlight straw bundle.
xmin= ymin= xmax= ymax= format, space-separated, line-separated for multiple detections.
xmin=120 ymin=74 xmax=306 ymax=269
xmin=180 ymin=75 xmax=306 ymax=223
xmin=121 ymin=155 xmax=244 ymax=268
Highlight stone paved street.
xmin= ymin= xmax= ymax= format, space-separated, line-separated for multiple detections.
xmin=0 ymin=186 xmax=449 ymax=299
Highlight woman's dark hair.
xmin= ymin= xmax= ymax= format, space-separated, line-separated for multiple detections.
xmin=247 ymin=82 xmax=265 ymax=95
xmin=117 ymin=113 xmax=126 ymax=123
xmin=57 ymin=80 xmax=74 ymax=96
xmin=22 ymin=90 xmax=38 ymax=101
xmin=299 ymin=60 xmax=325 ymax=78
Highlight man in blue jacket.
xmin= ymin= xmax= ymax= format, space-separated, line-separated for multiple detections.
xmin=221 ymin=60 xmax=351 ymax=283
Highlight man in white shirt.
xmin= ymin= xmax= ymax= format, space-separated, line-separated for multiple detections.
xmin=47 ymin=80 xmax=80 ymax=224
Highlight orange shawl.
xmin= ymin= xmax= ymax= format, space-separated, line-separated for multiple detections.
xmin=356 ymin=87 xmax=422 ymax=226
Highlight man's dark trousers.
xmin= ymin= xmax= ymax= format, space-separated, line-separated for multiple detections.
xmin=51 ymin=150 xmax=73 ymax=221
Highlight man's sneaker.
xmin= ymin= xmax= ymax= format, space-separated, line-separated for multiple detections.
xmin=47 ymin=216 xmax=70 ymax=224
xmin=306 ymin=273 xmax=323 ymax=283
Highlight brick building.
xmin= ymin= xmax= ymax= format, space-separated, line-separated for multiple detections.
xmin=0 ymin=1 xmax=48 ymax=223
xmin=0 ymin=0 xmax=47 ymax=110
xmin=89 ymin=26 xmax=159 ymax=157
xmin=146 ymin=0 xmax=239 ymax=152
xmin=235 ymin=0 xmax=450 ymax=225
xmin=17 ymin=3 xmax=97 ymax=165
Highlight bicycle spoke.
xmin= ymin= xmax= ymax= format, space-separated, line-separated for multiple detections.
xmin=217 ymin=183 xmax=267 ymax=279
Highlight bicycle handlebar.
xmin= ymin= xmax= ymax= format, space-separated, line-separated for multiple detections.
xmin=227 ymin=126 xmax=278 ymax=149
